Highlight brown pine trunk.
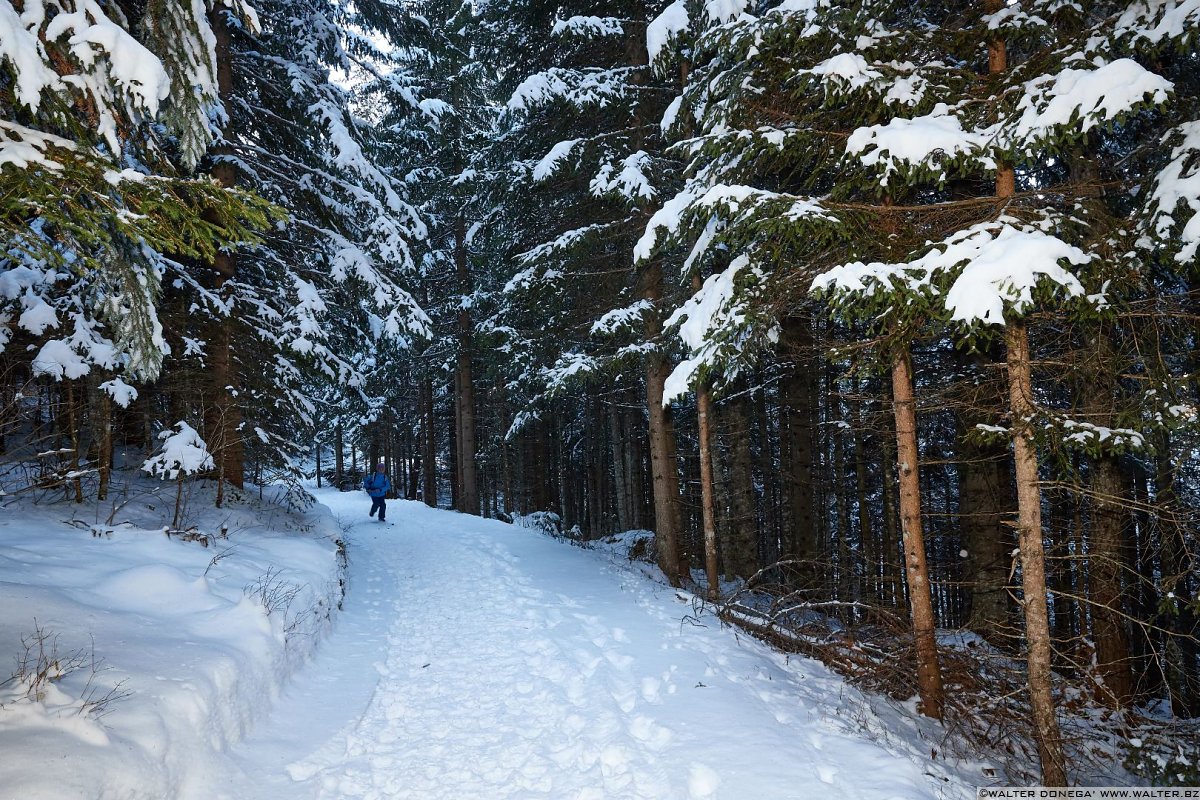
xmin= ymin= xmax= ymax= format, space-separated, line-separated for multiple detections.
xmin=422 ymin=380 xmax=437 ymax=507
xmin=891 ymin=346 xmax=944 ymax=720
xmin=63 ymin=382 xmax=83 ymax=503
xmin=1078 ymin=330 xmax=1133 ymax=705
xmin=454 ymin=214 xmax=479 ymax=515
xmin=880 ymin=416 xmax=904 ymax=612
xmin=207 ymin=5 xmax=243 ymax=496
xmin=690 ymin=273 xmax=720 ymax=599
xmin=334 ymin=423 xmax=344 ymax=481
xmin=1086 ymin=441 xmax=1133 ymax=707
xmin=853 ymin=392 xmax=877 ymax=605
xmin=642 ymin=261 xmax=684 ymax=585
xmin=987 ymin=6 xmax=1067 ymax=776
xmin=780 ymin=316 xmax=817 ymax=563
xmin=697 ymin=383 xmax=720 ymax=600
xmin=96 ymin=386 xmax=112 ymax=502
xmin=315 ymin=435 xmax=322 ymax=488
xmin=832 ymin=392 xmax=854 ymax=604
xmin=1006 ymin=319 xmax=1068 ymax=785
xmin=1156 ymin=437 xmax=1200 ymax=716
xmin=717 ymin=392 xmax=759 ymax=580
xmin=957 ymin=347 xmax=1014 ymax=645
xmin=610 ymin=401 xmax=641 ymax=532
xmin=758 ymin=381 xmax=782 ymax=565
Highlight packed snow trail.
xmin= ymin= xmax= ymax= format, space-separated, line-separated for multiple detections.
xmin=202 ymin=488 xmax=973 ymax=800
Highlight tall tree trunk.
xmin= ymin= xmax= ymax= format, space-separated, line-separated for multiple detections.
xmin=691 ymin=275 xmax=720 ymax=599
xmin=610 ymin=401 xmax=635 ymax=532
xmin=454 ymin=213 xmax=479 ymax=515
xmin=65 ymin=381 xmax=83 ymax=503
xmin=891 ymin=345 xmax=944 ymax=720
xmin=1156 ymin=435 xmax=1200 ymax=717
xmin=315 ymin=436 xmax=322 ymax=488
xmin=334 ymin=422 xmax=344 ymax=481
xmin=422 ymin=379 xmax=437 ymax=507
xmin=853 ymin=391 xmax=878 ymax=606
xmin=880 ymin=396 xmax=904 ymax=613
xmin=987 ymin=5 xmax=1066 ymax=777
xmin=717 ymin=392 xmax=759 ymax=580
xmin=447 ymin=388 xmax=459 ymax=510
xmin=1082 ymin=336 xmax=1134 ymax=707
xmin=96 ymin=386 xmax=112 ymax=502
xmin=1006 ymin=318 xmax=1068 ymax=785
xmin=1088 ymin=455 xmax=1134 ymax=705
xmin=832 ymin=389 xmax=854 ymax=604
xmin=642 ymin=261 xmax=684 ymax=586
xmin=757 ymin=382 xmax=780 ymax=565
xmin=206 ymin=5 xmax=244 ymax=497
xmin=780 ymin=316 xmax=817 ymax=564
xmin=697 ymin=381 xmax=720 ymax=600
xmin=957 ymin=347 xmax=1014 ymax=646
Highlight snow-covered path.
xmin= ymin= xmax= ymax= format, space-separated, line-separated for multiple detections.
xmin=202 ymin=489 xmax=973 ymax=800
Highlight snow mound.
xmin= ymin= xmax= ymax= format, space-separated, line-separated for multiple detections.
xmin=0 ymin=472 xmax=344 ymax=800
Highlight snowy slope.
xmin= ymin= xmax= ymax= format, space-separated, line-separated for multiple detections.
xmin=202 ymin=489 xmax=979 ymax=800
xmin=0 ymin=480 xmax=343 ymax=800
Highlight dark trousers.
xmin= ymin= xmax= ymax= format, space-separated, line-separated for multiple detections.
xmin=369 ymin=496 xmax=386 ymax=520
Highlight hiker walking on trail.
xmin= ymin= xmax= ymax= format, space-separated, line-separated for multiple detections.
xmin=363 ymin=463 xmax=391 ymax=523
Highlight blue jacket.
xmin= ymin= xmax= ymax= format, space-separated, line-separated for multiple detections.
xmin=363 ymin=472 xmax=390 ymax=498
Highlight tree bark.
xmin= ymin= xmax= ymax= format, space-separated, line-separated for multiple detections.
xmin=853 ymin=391 xmax=878 ymax=605
xmin=454 ymin=213 xmax=479 ymax=515
xmin=315 ymin=436 xmax=322 ymax=488
xmin=879 ymin=378 xmax=904 ymax=614
xmin=697 ymin=381 xmax=720 ymax=601
xmin=985 ymin=5 xmax=1067 ymax=776
xmin=63 ymin=382 xmax=83 ymax=503
xmin=1087 ymin=449 xmax=1133 ymax=705
xmin=96 ymin=386 xmax=112 ymax=502
xmin=642 ymin=261 xmax=684 ymax=586
xmin=206 ymin=5 xmax=244 ymax=496
xmin=334 ymin=422 xmax=344 ymax=482
xmin=1156 ymin=435 xmax=1200 ymax=717
xmin=891 ymin=345 xmax=944 ymax=720
xmin=610 ymin=401 xmax=635 ymax=532
xmin=717 ymin=391 xmax=759 ymax=580
xmin=956 ymin=347 xmax=1014 ymax=645
xmin=780 ymin=316 xmax=817 ymax=564
xmin=1080 ymin=332 xmax=1134 ymax=707
xmin=422 ymin=379 xmax=437 ymax=507
xmin=1006 ymin=318 xmax=1068 ymax=785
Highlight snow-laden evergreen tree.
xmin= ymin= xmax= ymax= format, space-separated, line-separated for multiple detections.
xmin=0 ymin=0 xmax=271 ymax=399
xmin=642 ymin=0 xmax=1200 ymax=781
xmin=185 ymin=0 xmax=430 ymax=492
xmin=341 ymin=0 xmax=501 ymax=512
xmin=486 ymin=0 xmax=691 ymax=581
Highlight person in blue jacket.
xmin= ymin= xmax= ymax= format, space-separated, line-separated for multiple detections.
xmin=363 ymin=462 xmax=391 ymax=522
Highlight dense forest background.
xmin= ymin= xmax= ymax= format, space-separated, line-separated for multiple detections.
xmin=2 ymin=0 xmax=1199 ymax=786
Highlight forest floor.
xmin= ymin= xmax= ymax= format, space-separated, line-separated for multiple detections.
xmin=197 ymin=488 xmax=982 ymax=800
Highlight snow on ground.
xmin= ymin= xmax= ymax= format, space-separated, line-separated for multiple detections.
xmin=0 ymin=474 xmax=343 ymax=800
xmin=0 ymin=475 xmax=986 ymax=800
xmin=201 ymin=488 xmax=981 ymax=800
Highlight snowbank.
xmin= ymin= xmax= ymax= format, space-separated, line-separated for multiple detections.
xmin=0 ymin=475 xmax=344 ymax=800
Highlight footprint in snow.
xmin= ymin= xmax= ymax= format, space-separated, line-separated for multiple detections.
xmin=628 ymin=715 xmax=672 ymax=750
xmin=687 ymin=763 xmax=721 ymax=799
xmin=607 ymin=680 xmax=638 ymax=713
